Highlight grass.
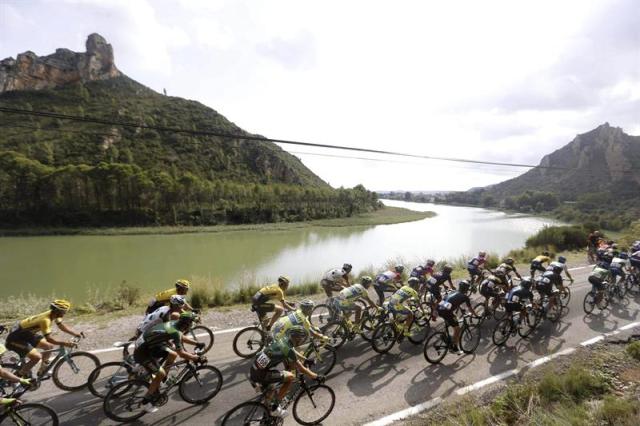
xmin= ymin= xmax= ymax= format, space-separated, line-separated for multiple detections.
xmin=0 ymin=206 xmax=436 ymax=237
xmin=625 ymin=341 xmax=640 ymax=361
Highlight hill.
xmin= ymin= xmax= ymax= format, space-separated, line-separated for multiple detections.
xmin=435 ymin=124 xmax=640 ymax=230
xmin=0 ymin=34 xmax=378 ymax=227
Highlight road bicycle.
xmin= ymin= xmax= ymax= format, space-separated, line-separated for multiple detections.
xmin=491 ymin=304 xmax=538 ymax=346
xmin=423 ymin=309 xmax=481 ymax=364
xmin=0 ymin=379 xmax=59 ymax=425
xmin=232 ymin=307 xmax=299 ymax=358
xmin=583 ymin=280 xmax=621 ymax=314
xmin=221 ymin=375 xmax=335 ymax=426
xmin=0 ymin=333 xmax=99 ymax=392
xmin=302 ymin=339 xmax=337 ymax=376
xmin=535 ymin=290 xmax=563 ymax=323
xmin=185 ymin=313 xmax=215 ymax=354
xmin=472 ymin=292 xmax=507 ymax=324
xmin=103 ymin=355 xmax=222 ymax=423
xmin=309 ymin=297 xmax=368 ymax=329
xmin=370 ymin=301 xmax=431 ymax=354
xmin=320 ymin=306 xmax=378 ymax=349
xmin=87 ymin=341 xmax=136 ymax=398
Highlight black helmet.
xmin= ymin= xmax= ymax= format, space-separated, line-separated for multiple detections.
xmin=504 ymin=258 xmax=514 ymax=265
xmin=520 ymin=277 xmax=532 ymax=290
xmin=342 ymin=263 xmax=353 ymax=273
xmin=458 ymin=280 xmax=471 ymax=293
xmin=558 ymin=256 xmax=567 ymax=263
xmin=425 ymin=259 xmax=435 ymax=267
xmin=494 ymin=269 xmax=506 ymax=277
xmin=408 ymin=277 xmax=420 ymax=289
xmin=542 ymin=251 xmax=550 ymax=257
xmin=395 ymin=265 xmax=405 ymax=273
xmin=442 ymin=265 xmax=453 ymax=273
xmin=360 ymin=276 xmax=373 ymax=287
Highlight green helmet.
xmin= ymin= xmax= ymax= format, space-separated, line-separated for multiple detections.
xmin=286 ymin=325 xmax=307 ymax=342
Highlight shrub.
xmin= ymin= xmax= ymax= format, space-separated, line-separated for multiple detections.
xmin=597 ymin=395 xmax=638 ymax=425
xmin=538 ymin=367 xmax=607 ymax=404
xmin=525 ymin=225 xmax=588 ymax=251
xmin=625 ymin=341 xmax=640 ymax=361
xmin=491 ymin=383 xmax=535 ymax=423
xmin=190 ymin=285 xmax=213 ymax=310
xmin=115 ymin=281 xmax=141 ymax=308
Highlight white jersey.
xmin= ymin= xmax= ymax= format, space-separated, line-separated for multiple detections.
xmin=137 ymin=306 xmax=170 ymax=333
xmin=549 ymin=261 xmax=569 ymax=273
xmin=376 ymin=271 xmax=398 ymax=283
xmin=323 ymin=269 xmax=344 ymax=282
xmin=611 ymin=257 xmax=628 ymax=269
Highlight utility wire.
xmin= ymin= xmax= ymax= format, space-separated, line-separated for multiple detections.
xmin=0 ymin=106 xmax=569 ymax=170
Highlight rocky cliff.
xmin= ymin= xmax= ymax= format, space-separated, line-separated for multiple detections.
xmin=485 ymin=123 xmax=640 ymax=199
xmin=0 ymin=33 xmax=120 ymax=93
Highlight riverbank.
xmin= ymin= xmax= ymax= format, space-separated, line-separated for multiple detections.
xmin=0 ymin=206 xmax=435 ymax=237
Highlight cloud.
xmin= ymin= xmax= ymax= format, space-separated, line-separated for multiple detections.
xmin=256 ymin=32 xmax=316 ymax=70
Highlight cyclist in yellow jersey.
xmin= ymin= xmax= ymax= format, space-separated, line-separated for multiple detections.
xmin=272 ymin=300 xmax=329 ymax=343
xmin=389 ymin=277 xmax=421 ymax=336
xmin=146 ymin=279 xmax=193 ymax=314
xmin=251 ymin=276 xmax=296 ymax=330
xmin=332 ymin=276 xmax=377 ymax=327
xmin=5 ymin=300 xmax=83 ymax=378
xmin=530 ymin=251 xmax=551 ymax=278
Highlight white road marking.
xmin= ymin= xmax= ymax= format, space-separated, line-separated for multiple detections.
xmin=456 ymin=369 xmax=518 ymax=395
xmin=363 ymin=397 xmax=442 ymax=426
xmin=581 ymin=336 xmax=604 ymax=346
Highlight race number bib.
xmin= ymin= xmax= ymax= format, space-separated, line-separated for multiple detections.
xmin=511 ymin=295 xmax=520 ymax=303
xmin=255 ymin=352 xmax=271 ymax=369
xmin=438 ymin=301 xmax=452 ymax=310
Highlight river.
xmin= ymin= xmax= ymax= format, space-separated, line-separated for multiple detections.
xmin=0 ymin=200 xmax=564 ymax=302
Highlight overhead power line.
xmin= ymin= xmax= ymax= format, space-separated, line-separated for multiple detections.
xmin=0 ymin=106 xmax=566 ymax=170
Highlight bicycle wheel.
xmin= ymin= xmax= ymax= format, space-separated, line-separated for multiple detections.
xmin=407 ymin=319 xmax=429 ymax=345
xmin=583 ymin=292 xmax=596 ymax=314
xmin=292 ymin=384 xmax=335 ymax=426
xmin=1 ymin=402 xmax=59 ymax=425
xmin=423 ymin=332 xmax=448 ymax=364
xmin=187 ymin=325 xmax=215 ymax=354
xmin=103 ymin=379 xmax=150 ymax=423
xmin=179 ymin=365 xmax=223 ymax=404
xmin=310 ymin=304 xmax=333 ymax=328
xmin=493 ymin=301 xmax=507 ymax=321
xmin=371 ymin=323 xmax=397 ymax=354
xmin=87 ymin=361 xmax=133 ymax=398
xmin=546 ymin=301 xmax=562 ymax=323
xmin=518 ymin=311 xmax=536 ymax=338
xmin=52 ymin=351 xmax=100 ymax=391
xmin=460 ymin=324 xmax=481 ymax=354
xmin=492 ymin=319 xmax=511 ymax=346
xmin=221 ymin=401 xmax=270 ymax=426
xmin=618 ymin=281 xmax=628 ymax=298
xmin=471 ymin=303 xmax=486 ymax=325
xmin=360 ymin=312 xmax=377 ymax=342
xmin=321 ymin=322 xmax=348 ymax=349
xmin=232 ymin=327 xmax=265 ymax=358
xmin=304 ymin=345 xmax=337 ymax=376
xmin=560 ymin=287 xmax=571 ymax=307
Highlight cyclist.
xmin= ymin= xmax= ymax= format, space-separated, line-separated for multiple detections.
xmin=530 ymin=251 xmax=551 ymax=278
xmin=609 ymin=252 xmax=629 ymax=285
xmin=252 ymin=276 xmax=296 ymax=331
xmin=504 ymin=277 xmax=534 ymax=322
xmin=272 ymin=300 xmax=329 ymax=342
xmin=134 ymin=312 xmax=205 ymax=414
xmin=250 ymin=326 xmax=323 ymax=418
xmin=547 ymin=256 xmax=574 ymax=285
xmin=320 ymin=264 xmax=352 ymax=297
xmin=374 ymin=265 xmax=404 ymax=305
xmin=495 ymin=258 xmax=522 ymax=287
xmin=587 ymin=230 xmax=602 ymax=263
xmin=411 ymin=259 xmax=436 ymax=282
xmin=332 ymin=276 xmax=377 ymax=330
xmin=467 ymin=251 xmax=487 ymax=285
xmin=5 ymin=300 xmax=83 ymax=379
xmin=588 ymin=264 xmax=610 ymax=305
xmin=426 ymin=265 xmax=455 ymax=320
xmin=0 ymin=343 xmax=32 ymax=388
xmin=146 ymin=279 xmax=193 ymax=314
xmin=479 ymin=273 xmax=504 ymax=312
xmin=534 ymin=265 xmax=563 ymax=316
xmin=436 ymin=280 xmax=477 ymax=355
xmin=631 ymin=243 xmax=640 ymax=273
xmin=134 ymin=295 xmax=187 ymax=339
xmin=388 ymin=277 xmax=421 ymax=337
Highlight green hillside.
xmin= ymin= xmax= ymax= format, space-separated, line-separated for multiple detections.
xmin=0 ymin=77 xmax=379 ymax=227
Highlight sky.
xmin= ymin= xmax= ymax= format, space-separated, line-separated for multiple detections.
xmin=1 ymin=0 xmax=639 ymax=191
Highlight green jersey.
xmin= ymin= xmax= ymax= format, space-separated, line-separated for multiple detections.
xmin=390 ymin=285 xmax=419 ymax=305
xmin=253 ymin=337 xmax=297 ymax=370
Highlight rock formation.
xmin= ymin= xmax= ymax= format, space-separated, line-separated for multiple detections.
xmin=0 ymin=33 xmax=120 ymax=93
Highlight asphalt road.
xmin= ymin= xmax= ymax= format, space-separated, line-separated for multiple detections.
xmin=21 ymin=265 xmax=640 ymax=425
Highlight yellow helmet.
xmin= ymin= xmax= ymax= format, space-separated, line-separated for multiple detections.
xmin=175 ymin=279 xmax=191 ymax=290
xmin=277 ymin=276 xmax=290 ymax=286
xmin=50 ymin=299 xmax=71 ymax=312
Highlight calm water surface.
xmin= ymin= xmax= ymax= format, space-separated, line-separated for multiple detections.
xmin=0 ymin=200 xmax=564 ymax=301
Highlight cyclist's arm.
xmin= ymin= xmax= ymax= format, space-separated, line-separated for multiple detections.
xmin=281 ymin=299 xmax=296 ymax=310
xmin=176 ymin=348 xmax=200 ymax=362
xmin=44 ymin=333 xmax=75 ymax=347
xmin=182 ymin=335 xmax=198 ymax=346
xmin=361 ymin=294 xmax=377 ymax=308
xmin=447 ymin=277 xmax=455 ymax=290
xmin=465 ymin=300 xmax=477 ymax=317
xmin=294 ymin=359 xmax=318 ymax=380
xmin=57 ymin=322 xmax=82 ymax=339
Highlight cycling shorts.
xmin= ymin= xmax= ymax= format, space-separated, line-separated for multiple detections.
xmin=389 ymin=302 xmax=411 ymax=318
xmin=332 ymin=298 xmax=357 ymax=313
xmin=535 ymin=283 xmax=553 ymax=297
xmin=437 ymin=307 xmax=457 ymax=327
xmin=609 ymin=267 xmax=625 ymax=278
xmin=251 ymin=294 xmax=276 ymax=316
xmin=467 ymin=266 xmax=480 ymax=276
xmin=321 ymin=279 xmax=341 ymax=290
xmin=479 ymin=284 xmax=498 ymax=299
xmin=530 ymin=261 xmax=545 ymax=272
xmin=505 ymin=302 xmax=524 ymax=313
xmin=588 ymin=276 xmax=605 ymax=292
xmin=428 ymin=284 xmax=442 ymax=301
xmin=5 ymin=327 xmax=43 ymax=357
xmin=630 ymin=258 xmax=640 ymax=269
xmin=134 ymin=345 xmax=170 ymax=375
xmin=250 ymin=366 xmax=285 ymax=387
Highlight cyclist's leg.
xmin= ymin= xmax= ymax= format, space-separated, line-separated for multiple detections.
xmin=7 ymin=331 xmax=45 ymax=376
xmin=276 ymin=370 xmax=295 ymax=402
xmin=353 ymin=303 xmax=363 ymax=325
xmin=373 ymin=283 xmax=385 ymax=306
xmin=321 ymin=280 xmax=333 ymax=298
xmin=268 ymin=305 xmax=284 ymax=330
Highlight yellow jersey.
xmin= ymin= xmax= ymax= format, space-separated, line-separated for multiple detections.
xmin=259 ymin=284 xmax=285 ymax=303
xmin=533 ymin=255 xmax=551 ymax=264
xmin=154 ymin=288 xmax=178 ymax=303
xmin=19 ymin=311 xmax=62 ymax=335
